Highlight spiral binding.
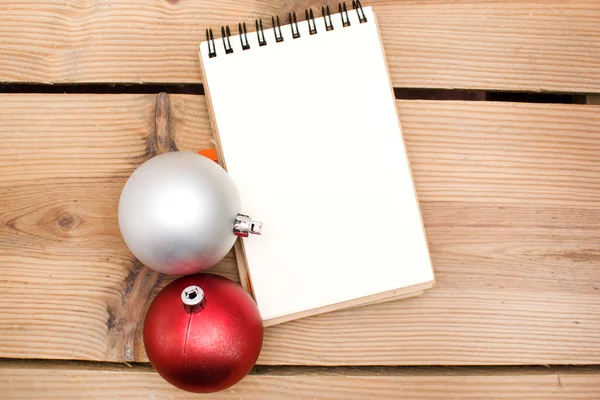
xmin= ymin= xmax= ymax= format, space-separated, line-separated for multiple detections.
xmin=205 ymin=0 xmax=367 ymax=58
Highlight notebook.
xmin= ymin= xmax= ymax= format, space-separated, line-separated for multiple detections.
xmin=199 ymin=2 xmax=435 ymax=326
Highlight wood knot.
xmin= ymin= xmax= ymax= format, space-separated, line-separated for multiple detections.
xmin=57 ymin=211 xmax=81 ymax=232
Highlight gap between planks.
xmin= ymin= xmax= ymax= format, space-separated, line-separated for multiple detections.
xmin=1 ymin=358 xmax=600 ymax=376
xmin=0 ymin=84 xmax=595 ymax=104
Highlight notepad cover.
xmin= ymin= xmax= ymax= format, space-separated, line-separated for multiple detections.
xmin=199 ymin=6 xmax=435 ymax=325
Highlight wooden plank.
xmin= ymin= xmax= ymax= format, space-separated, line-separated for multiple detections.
xmin=0 ymin=94 xmax=238 ymax=362
xmin=2 ymin=94 xmax=600 ymax=365
xmin=0 ymin=94 xmax=153 ymax=186
xmin=0 ymin=0 xmax=599 ymax=93
xmin=2 ymin=364 xmax=600 ymax=399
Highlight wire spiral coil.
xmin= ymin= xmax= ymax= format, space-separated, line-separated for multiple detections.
xmin=205 ymin=1 xmax=368 ymax=58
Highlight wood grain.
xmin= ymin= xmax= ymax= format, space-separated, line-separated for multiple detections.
xmin=2 ymin=94 xmax=600 ymax=365
xmin=2 ymin=364 xmax=600 ymax=399
xmin=0 ymin=0 xmax=599 ymax=93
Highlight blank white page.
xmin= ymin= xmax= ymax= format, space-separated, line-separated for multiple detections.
xmin=200 ymin=6 xmax=434 ymax=322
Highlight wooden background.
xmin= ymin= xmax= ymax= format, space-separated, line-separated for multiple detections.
xmin=1 ymin=0 xmax=599 ymax=398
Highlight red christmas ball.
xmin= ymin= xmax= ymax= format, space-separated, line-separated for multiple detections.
xmin=143 ymin=273 xmax=264 ymax=393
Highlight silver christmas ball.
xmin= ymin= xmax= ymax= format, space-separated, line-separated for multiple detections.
xmin=118 ymin=151 xmax=242 ymax=275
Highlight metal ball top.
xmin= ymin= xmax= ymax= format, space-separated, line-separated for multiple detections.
xmin=181 ymin=285 xmax=206 ymax=313
xmin=234 ymin=214 xmax=263 ymax=237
